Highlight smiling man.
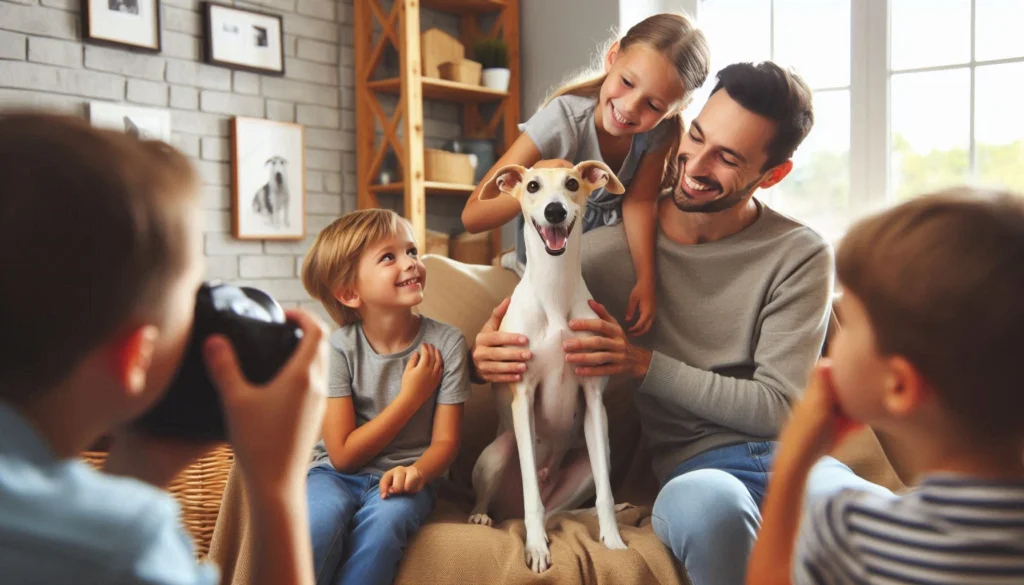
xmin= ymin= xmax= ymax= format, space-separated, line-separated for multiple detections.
xmin=471 ymin=61 xmax=890 ymax=585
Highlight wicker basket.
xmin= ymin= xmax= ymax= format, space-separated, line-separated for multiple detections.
xmin=82 ymin=445 xmax=234 ymax=558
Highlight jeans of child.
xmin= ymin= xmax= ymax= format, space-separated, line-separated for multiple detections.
xmin=650 ymin=441 xmax=892 ymax=585
xmin=307 ymin=465 xmax=435 ymax=585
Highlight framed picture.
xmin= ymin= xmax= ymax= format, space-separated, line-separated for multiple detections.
xmin=82 ymin=0 xmax=161 ymax=52
xmin=88 ymin=102 xmax=172 ymax=142
xmin=203 ymin=2 xmax=285 ymax=75
xmin=232 ymin=117 xmax=305 ymax=240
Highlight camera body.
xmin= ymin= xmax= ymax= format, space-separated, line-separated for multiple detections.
xmin=136 ymin=281 xmax=302 ymax=441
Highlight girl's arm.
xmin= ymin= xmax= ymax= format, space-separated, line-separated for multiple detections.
xmin=461 ymin=133 xmax=543 ymax=234
xmin=620 ymin=142 xmax=670 ymax=335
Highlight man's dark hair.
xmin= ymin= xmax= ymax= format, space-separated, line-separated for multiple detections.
xmin=711 ymin=61 xmax=814 ymax=171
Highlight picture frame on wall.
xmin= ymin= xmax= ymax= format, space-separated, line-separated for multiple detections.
xmin=82 ymin=0 xmax=161 ymax=52
xmin=88 ymin=101 xmax=172 ymax=142
xmin=232 ymin=117 xmax=305 ymax=240
xmin=203 ymin=2 xmax=285 ymax=76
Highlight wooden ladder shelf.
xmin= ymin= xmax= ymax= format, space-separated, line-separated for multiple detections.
xmin=353 ymin=0 xmax=521 ymax=260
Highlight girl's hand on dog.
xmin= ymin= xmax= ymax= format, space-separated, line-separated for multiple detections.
xmin=471 ymin=297 xmax=532 ymax=384
xmin=379 ymin=465 xmax=425 ymax=499
xmin=625 ymin=279 xmax=656 ymax=337
xmin=401 ymin=344 xmax=443 ymax=405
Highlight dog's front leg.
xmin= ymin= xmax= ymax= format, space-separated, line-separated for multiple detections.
xmin=510 ymin=382 xmax=550 ymax=572
xmin=581 ymin=375 xmax=627 ymax=550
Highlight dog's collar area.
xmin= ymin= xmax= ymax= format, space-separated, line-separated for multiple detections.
xmin=531 ymin=217 xmax=577 ymax=256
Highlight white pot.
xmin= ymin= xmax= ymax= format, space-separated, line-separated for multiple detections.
xmin=481 ymin=68 xmax=511 ymax=92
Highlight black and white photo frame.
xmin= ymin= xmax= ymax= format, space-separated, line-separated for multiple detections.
xmin=232 ymin=117 xmax=306 ymax=240
xmin=203 ymin=2 xmax=285 ymax=76
xmin=82 ymin=0 xmax=161 ymax=52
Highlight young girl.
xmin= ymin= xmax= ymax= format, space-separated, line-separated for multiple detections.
xmin=300 ymin=209 xmax=471 ymax=585
xmin=462 ymin=13 xmax=709 ymax=336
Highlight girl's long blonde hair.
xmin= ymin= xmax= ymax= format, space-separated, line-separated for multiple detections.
xmin=543 ymin=13 xmax=710 ymax=191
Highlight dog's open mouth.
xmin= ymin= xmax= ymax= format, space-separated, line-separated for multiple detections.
xmin=532 ymin=218 xmax=576 ymax=256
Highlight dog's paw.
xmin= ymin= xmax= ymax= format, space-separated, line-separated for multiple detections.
xmin=468 ymin=513 xmax=494 ymax=527
xmin=524 ymin=538 xmax=551 ymax=573
xmin=601 ymin=530 xmax=628 ymax=550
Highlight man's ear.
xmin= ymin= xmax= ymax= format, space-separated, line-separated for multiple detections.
xmin=883 ymin=355 xmax=930 ymax=419
xmin=759 ymin=160 xmax=794 ymax=189
xmin=604 ymin=40 xmax=620 ymax=73
xmin=110 ymin=325 xmax=159 ymax=396
xmin=575 ymin=160 xmax=625 ymax=195
xmin=335 ymin=286 xmax=362 ymax=311
xmin=479 ymin=164 xmax=527 ymax=201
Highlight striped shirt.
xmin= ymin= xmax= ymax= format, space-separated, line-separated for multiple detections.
xmin=794 ymin=474 xmax=1024 ymax=585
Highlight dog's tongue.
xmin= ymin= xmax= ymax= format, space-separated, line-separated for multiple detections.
xmin=541 ymin=225 xmax=567 ymax=251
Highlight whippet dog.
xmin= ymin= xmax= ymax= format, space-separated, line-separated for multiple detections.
xmin=469 ymin=160 xmax=627 ymax=572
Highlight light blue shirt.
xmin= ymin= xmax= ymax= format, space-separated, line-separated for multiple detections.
xmin=0 ymin=402 xmax=219 ymax=585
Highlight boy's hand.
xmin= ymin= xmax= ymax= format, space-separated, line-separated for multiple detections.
xmin=778 ymin=360 xmax=864 ymax=467
xmin=205 ymin=309 xmax=329 ymax=499
xmin=379 ymin=465 xmax=425 ymax=499
xmin=625 ymin=279 xmax=655 ymax=337
xmin=400 ymin=344 xmax=443 ymax=405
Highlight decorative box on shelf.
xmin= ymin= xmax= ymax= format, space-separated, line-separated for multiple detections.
xmin=424 ymin=148 xmax=475 ymax=185
xmin=451 ymin=230 xmax=491 ymax=265
xmin=438 ymin=59 xmax=482 ymax=85
xmin=421 ymin=28 xmax=464 ymax=79
xmin=426 ymin=229 xmax=451 ymax=257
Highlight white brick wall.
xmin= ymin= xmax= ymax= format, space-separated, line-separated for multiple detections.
xmin=1 ymin=0 xmax=471 ymax=310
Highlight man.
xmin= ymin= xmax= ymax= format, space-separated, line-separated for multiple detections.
xmin=471 ymin=61 xmax=887 ymax=585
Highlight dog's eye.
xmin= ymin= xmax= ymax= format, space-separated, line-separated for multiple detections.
xmin=526 ymin=180 xmax=540 ymax=193
xmin=565 ymin=178 xmax=579 ymax=192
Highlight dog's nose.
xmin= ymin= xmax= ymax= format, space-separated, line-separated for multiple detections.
xmin=544 ymin=202 xmax=567 ymax=224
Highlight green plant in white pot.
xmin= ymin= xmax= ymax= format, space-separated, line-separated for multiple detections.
xmin=474 ymin=37 xmax=510 ymax=92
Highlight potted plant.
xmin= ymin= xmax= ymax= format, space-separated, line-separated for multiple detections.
xmin=474 ymin=37 xmax=510 ymax=92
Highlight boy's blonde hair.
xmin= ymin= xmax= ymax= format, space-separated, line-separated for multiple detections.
xmin=836 ymin=187 xmax=1024 ymax=441
xmin=0 ymin=111 xmax=198 ymax=401
xmin=301 ymin=208 xmax=411 ymax=327
xmin=543 ymin=13 xmax=710 ymax=192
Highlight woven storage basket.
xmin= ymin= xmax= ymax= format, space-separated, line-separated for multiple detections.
xmin=82 ymin=445 xmax=234 ymax=558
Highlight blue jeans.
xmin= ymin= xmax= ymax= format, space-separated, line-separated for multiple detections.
xmin=307 ymin=465 xmax=436 ymax=585
xmin=650 ymin=441 xmax=891 ymax=585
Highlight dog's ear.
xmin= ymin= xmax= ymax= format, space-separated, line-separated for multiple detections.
xmin=479 ymin=164 xmax=527 ymax=200
xmin=575 ymin=161 xmax=625 ymax=195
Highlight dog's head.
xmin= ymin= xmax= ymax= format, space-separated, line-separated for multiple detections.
xmin=265 ymin=156 xmax=288 ymax=186
xmin=479 ymin=160 xmax=624 ymax=256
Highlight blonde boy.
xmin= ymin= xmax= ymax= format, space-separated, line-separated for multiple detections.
xmin=749 ymin=187 xmax=1024 ymax=585
xmin=0 ymin=111 xmax=328 ymax=585
xmin=301 ymin=209 xmax=470 ymax=585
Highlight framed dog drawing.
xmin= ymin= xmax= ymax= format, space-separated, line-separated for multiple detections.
xmin=231 ymin=117 xmax=306 ymax=240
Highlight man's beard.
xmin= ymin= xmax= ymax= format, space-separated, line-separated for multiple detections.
xmin=669 ymin=157 xmax=761 ymax=214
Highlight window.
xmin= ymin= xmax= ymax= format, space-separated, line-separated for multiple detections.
xmin=692 ymin=0 xmax=1024 ymax=241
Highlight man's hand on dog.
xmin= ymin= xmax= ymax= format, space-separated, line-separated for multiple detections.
xmin=471 ymin=297 xmax=532 ymax=384
xmin=563 ymin=300 xmax=652 ymax=380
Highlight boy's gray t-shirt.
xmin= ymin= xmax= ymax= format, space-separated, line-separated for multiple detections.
xmin=515 ymin=94 xmax=671 ymax=265
xmin=310 ymin=316 xmax=471 ymax=476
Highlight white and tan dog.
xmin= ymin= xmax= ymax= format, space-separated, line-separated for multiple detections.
xmin=469 ymin=160 xmax=626 ymax=572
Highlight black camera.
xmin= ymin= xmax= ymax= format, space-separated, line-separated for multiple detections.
xmin=135 ymin=281 xmax=303 ymax=441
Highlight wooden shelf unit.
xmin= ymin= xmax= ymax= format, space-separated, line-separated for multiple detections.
xmin=354 ymin=0 xmax=520 ymax=259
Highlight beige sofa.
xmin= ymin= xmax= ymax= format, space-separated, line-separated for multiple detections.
xmin=208 ymin=255 xmax=908 ymax=585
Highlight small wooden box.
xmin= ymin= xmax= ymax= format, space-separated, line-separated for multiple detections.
xmin=421 ymin=28 xmax=464 ymax=79
xmin=438 ymin=59 xmax=482 ymax=85
xmin=451 ymin=231 xmax=491 ymax=265
xmin=424 ymin=148 xmax=475 ymax=185
xmin=425 ymin=229 xmax=450 ymax=257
